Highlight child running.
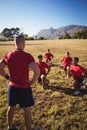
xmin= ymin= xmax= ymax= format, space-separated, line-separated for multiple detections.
xmin=44 ymin=49 xmax=54 ymax=65
xmin=36 ymin=55 xmax=51 ymax=89
xmin=67 ymin=57 xmax=87 ymax=95
xmin=60 ymin=52 xmax=73 ymax=77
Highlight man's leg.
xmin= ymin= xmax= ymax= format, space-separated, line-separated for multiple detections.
xmin=7 ymin=106 xmax=16 ymax=128
xmin=24 ymin=107 xmax=32 ymax=130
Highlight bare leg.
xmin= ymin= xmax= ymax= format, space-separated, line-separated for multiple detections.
xmin=41 ymin=74 xmax=46 ymax=86
xmin=7 ymin=106 xmax=16 ymax=128
xmin=74 ymin=80 xmax=80 ymax=91
xmin=24 ymin=107 xmax=32 ymax=130
xmin=66 ymin=66 xmax=71 ymax=78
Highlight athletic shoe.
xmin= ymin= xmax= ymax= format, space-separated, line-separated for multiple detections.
xmin=74 ymin=91 xmax=80 ymax=95
xmin=81 ymin=85 xmax=86 ymax=89
xmin=41 ymin=85 xmax=47 ymax=90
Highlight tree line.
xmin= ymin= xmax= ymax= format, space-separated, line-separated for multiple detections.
xmin=0 ymin=27 xmax=87 ymax=41
xmin=0 ymin=27 xmax=45 ymax=41
xmin=58 ymin=30 xmax=87 ymax=39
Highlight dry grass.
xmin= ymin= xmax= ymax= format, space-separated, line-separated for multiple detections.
xmin=0 ymin=39 xmax=87 ymax=130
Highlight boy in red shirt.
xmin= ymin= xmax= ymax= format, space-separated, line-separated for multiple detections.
xmin=67 ymin=57 xmax=87 ymax=95
xmin=61 ymin=52 xmax=73 ymax=76
xmin=36 ymin=55 xmax=50 ymax=89
xmin=44 ymin=49 xmax=54 ymax=65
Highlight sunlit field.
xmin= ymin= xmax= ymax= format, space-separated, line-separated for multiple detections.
xmin=0 ymin=39 xmax=87 ymax=130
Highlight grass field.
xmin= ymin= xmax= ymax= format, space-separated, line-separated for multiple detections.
xmin=0 ymin=39 xmax=87 ymax=130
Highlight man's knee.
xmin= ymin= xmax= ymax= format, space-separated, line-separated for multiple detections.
xmin=41 ymin=74 xmax=45 ymax=79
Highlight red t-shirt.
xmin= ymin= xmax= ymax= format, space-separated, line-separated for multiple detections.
xmin=70 ymin=64 xmax=86 ymax=79
xmin=2 ymin=50 xmax=35 ymax=88
xmin=36 ymin=62 xmax=49 ymax=75
xmin=61 ymin=56 xmax=73 ymax=69
xmin=44 ymin=53 xmax=53 ymax=60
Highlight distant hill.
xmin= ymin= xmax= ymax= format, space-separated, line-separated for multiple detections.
xmin=37 ymin=25 xmax=87 ymax=39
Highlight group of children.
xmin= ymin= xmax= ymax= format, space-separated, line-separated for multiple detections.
xmin=60 ymin=52 xmax=86 ymax=95
xmin=36 ymin=49 xmax=87 ymax=95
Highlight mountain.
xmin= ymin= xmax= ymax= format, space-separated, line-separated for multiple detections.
xmin=37 ymin=27 xmax=57 ymax=39
xmin=37 ymin=25 xmax=87 ymax=39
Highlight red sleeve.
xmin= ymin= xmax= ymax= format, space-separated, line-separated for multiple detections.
xmin=27 ymin=54 xmax=35 ymax=64
xmin=44 ymin=62 xmax=50 ymax=69
xmin=80 ymin=65 xmax=86 ymax=73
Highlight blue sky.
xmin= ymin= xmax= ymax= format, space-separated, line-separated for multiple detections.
xmin=0 ymin=0 xmax=87 ymax=36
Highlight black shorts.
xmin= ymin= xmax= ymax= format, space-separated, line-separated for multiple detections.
xmin=75 ymin=77 xmax=83 ymax=85
xmin=64 ymin=68 xmax=67 ymax=71
xmin=38 ymin=76 xmax=42 ymax=82
xmin=8 ymin=86 xmax=34 ymax=107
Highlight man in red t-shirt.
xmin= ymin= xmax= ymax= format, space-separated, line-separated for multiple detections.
xmin=36 ymin=55 xmax=50 ymax=89
xmin=67 ymin=57 xmax=86 ymax=95
xmin=0 ymin=35 xmax=40 ymax=130
xmin=44 ymin=49 xmax=54 ymax=65
xmin=60 ymin=52 xmax=73 ymax=76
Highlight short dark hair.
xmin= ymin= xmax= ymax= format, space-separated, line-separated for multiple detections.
xmin=74 ymin=57 xmax=79 ymax=62
xmin=67 ymin=52 xmax=70 ymax=55
xmin=48 ymin=49 xmax=50 ymax=51
xmin=38 ymin=55 xmax=43 ymax=59
xmin=15 ymin=34 xmax=25 ymax=45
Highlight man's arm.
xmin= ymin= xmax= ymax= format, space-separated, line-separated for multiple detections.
xmin=46 ymin=67 xmax=51 ymax=76
xmin=0 ymin=60 xmax=10 ymax=79
xmin=29 ymin=62 xmax=40 ymax=85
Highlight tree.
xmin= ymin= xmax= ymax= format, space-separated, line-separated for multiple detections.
xmin=73 ymin=29 xmax=87 ymax=39
xmin=1 ymin=27 xmax=20 ymax=38
xmin=58 ymin=32 xmax=71 ymax=39
xmin=38 ymin=36 xmax=45 ymax=40
xmin=24 ymin=34 xmax=28 ymax=40
xmin=28 ymin=37 xmax=34 ymax=40
xmin=80 ymin=30 xmax=87 ymax=39
xmin=58 ymin=35 xmax=64 ymax=39
xmin=64 ymin=31 xmax=71 ymax=39
xmin=1 ymin=28 xmax=11 ymax=38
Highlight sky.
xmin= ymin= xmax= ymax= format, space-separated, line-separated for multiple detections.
xmin=0 ymin=0 xmax=87 ymax=36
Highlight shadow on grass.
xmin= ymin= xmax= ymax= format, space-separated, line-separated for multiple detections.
xmin=46 ymin=85 xmax=87 ymax=97
xmin=50 ymin=63 xmax=62 ymax=67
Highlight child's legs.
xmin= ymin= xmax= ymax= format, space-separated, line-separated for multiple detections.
xmin=74 ymin=80 xmax=80 ymax=90
xmin=64 ymin=68 xmax=67 ymax=75
xmin=46 ymin=59 xmax=51 ymax=65
xmin=41 ymin=74 xmax=46 ymax=85
xmin=74 ymin=78 xmax=83 ymax=90
xmin=38 ymin=76 xmax=42 ymax=85
xmin=38 ymin=74 xmax=46 ymax=85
